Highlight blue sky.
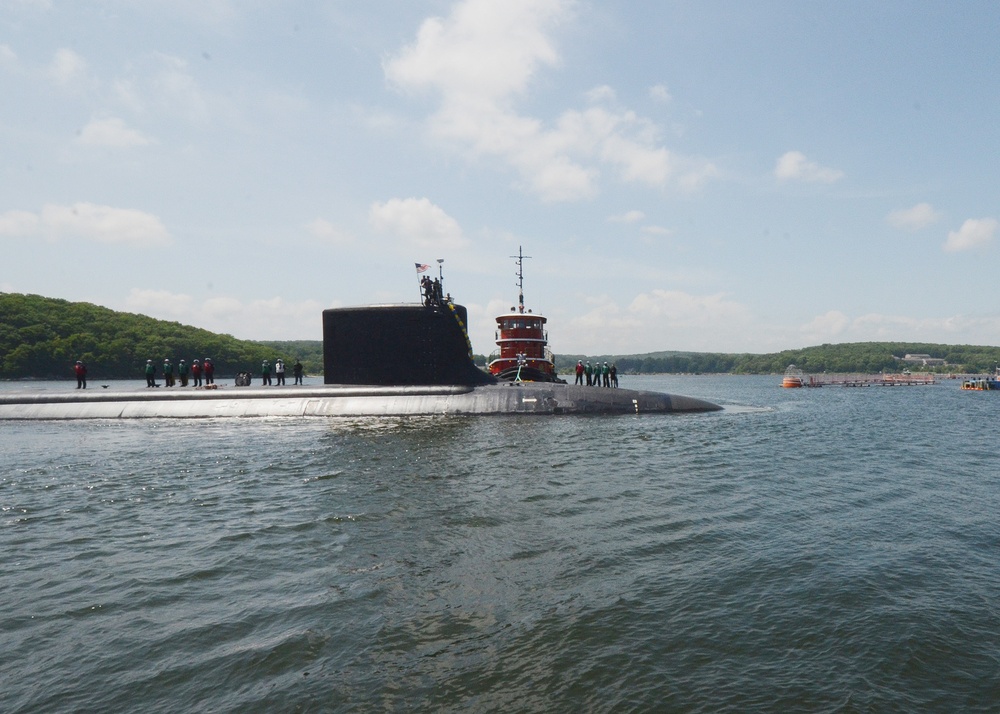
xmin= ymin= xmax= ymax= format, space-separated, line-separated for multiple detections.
xmin=2 ymin=0 xmax=999 ymax=355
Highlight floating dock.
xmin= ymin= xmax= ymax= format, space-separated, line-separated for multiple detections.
xmin=800 ymin=373 xmax=935 ymax=388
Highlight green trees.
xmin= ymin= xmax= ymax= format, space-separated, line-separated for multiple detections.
xmin=557 ymin=342 xmax=1000 ymax=375
xmin=0 ymin=293 xmax=304 ymax=380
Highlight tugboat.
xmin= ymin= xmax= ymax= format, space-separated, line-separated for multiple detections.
xmin=487 ymin=247 xmax=564 ymax=383
xmin=782 ymin=364 xmax=805 ymax=388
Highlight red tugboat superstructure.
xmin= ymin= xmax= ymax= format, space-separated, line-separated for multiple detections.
xmin=487 ymin=247 xmax=564 ymax=383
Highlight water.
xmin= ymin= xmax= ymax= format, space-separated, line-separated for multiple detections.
xmin=2 ymin=376 xmax=999 ymax=712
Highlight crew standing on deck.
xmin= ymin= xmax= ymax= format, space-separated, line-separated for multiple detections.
xmin=203 ymin=358 xmax=214 ymax=385
xmin=191 ymin=359 xmax=202 ymax=387
xmin=261 ymin=360 xmax=272 ymax=386
xmin=293 ymin=359 xmax=303 ymax=385
xmin=74 ymin=360 xmax=87 ymax=389
xmin=275 ymin=359 xmax=285 ymax=386
xmin=575 ymin=360 xmax=584 ymax=385
xmin=178 ymin=359 xmax=189 ymax=387
xmin=421 ymin=275 xmax=433 ymax=306
xmin=145 ymin=359 xmax=156 ymax=387
xmin=163 ymin=358 xmax=175 ymax=387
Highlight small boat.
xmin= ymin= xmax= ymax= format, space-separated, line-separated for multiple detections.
xmin=961 ymin=369 xmax=1000 ymax=390
xmin=487 ymin=247 xmax=564 ymax=383
xmin=782 ymin=365 xmax=805 ymax=388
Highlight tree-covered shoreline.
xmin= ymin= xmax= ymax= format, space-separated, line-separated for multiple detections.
xmin=556 ymin=341 xmax=1000 ymax=375
xmin=4 ymin=292 xmax=999 ymax=380
xmin=0 ymin=293 xmax=320 ymax=380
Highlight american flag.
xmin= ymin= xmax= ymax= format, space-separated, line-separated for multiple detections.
xmin=415 ymin=263 xmax=430 ymax=273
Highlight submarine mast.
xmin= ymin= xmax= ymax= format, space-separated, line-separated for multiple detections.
xmin=512 ymin=246 xmax=531 ymax=314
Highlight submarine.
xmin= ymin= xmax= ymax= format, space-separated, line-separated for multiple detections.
xmin=0 ymin=280 xmax=721 ymax=419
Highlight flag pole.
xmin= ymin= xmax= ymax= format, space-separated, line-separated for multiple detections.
xmin=414 ymin=263 xmax=430 ymax=303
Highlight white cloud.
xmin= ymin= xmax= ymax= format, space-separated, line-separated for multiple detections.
xmin=943 ymin=218 xmax=998 ymax=253
xmin=0 ymin=203 xmax=171 ymax=247
xmin=385 ymin=0 xmax=710 ymax=202
xmin=369 ymin=197 xmax=467 ymax=250
xmin=47 ymin=48 xmax=89 ymax=87
xmin=628 ymin=289 xmax=750 ymax=327
xmin=126 ymin=288 xmax=194 ymax=318
xmin=640 ymin=225 xmax=672 ymax=236
xmin=608 ymin=210 xmax=644 ymax=223
xmin=774 ymin=151 xmax=844 ymax=183
xmin=150 ymin=54 xmax=211 ymax=123
xmin=561 ymin=289 xmax=754 ymax=352
xmin=585 ymin=85 xmax=616 ymax=103
xmin=77 ymin=117 xmax=152 ymax=147
xmin=649 ymin=84 xmax=672 ymax=103
xmin=0 ymin=44 xmax=18 ymax=71
xmin=599 ymin=124 xmax=671 ymax=185
xmin=114 ymin=53 xmax=216 ymax=124
xmin=677 ymin=160 xmax=719 ymax=192
xmin=122 ymin=291 xmax=330 ymax=341
xmin=887 ymin=202 xmax=941 ymax=231
xmin=845 ymin=312 xmax=982 ymax=342
xmin=794 ymin=310 xmax=1000 ymax=347
xmin=800 ymin=310 xmax=850 ymax=342
xmin=0 ymin=209 xmax=39 ymax=236
xmin=160 ymin=0 xmax=237 ymax=26
xmin=384 ymin=0 xmax=566 ymax=101
xmin=305 ymin=218 xmax=353 ymax=245
xmin=4 ymin=0 xmax=52 ymax=8
xmin=202 ymin=296 xmax=244 ymax=319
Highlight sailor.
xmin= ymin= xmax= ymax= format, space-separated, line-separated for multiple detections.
xmin=203 ymin=358 xmax=214 ymax=385
xmin=261 ymin=359 xmax=272 ymax=386
xmin=275 ymin=359 xmax=285 ymax=386
xmin=163 ymin=358 xmax=175 ymax=387
xmin=602 ymin=362 xmax=610 ymax=387
xmin=293 ymin=360 xmax=303 ymax=385
xmin=145 ymin=359 xmax=156 ymax=387
xmin=74 ymin=360 xmax=87 ymax=389
xmin=585 ymin=361 xmax=593 ymax=386
xmin=610 ymin=362 xmax=618 ymax=388
xmin=575 ymin=360 xmax=584 ymax=385
xmin=421 ymin=275 xmax=433 ymax=306
xmin=191 ymin=359 xmax=202 ymax=387
xmin=178 ymin=359 xmax=189 ymax=387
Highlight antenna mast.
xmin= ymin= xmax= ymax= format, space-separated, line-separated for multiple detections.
xmin=512 ymin=246 xmax=531 ymax=314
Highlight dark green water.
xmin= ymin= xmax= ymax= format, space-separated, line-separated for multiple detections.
xmin=2 ymin=376 xmax=998 ymax=712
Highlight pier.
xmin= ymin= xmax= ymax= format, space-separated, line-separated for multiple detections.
xmin=802 ymin=373 xmax=935 ymax=387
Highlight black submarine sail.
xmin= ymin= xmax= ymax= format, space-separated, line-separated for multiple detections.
xmin=322 ymin=263 xmax=496 ymax=386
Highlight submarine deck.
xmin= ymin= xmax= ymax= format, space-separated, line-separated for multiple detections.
xmin=0 ymin=383 xmax=721 ymax=419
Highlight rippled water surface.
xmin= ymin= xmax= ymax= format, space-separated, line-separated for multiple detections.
xmin=2 ymin=376 xmax=999 ymax=712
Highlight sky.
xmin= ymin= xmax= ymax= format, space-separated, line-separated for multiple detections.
xmin=2 ymin=0 xmax=999 ymax=356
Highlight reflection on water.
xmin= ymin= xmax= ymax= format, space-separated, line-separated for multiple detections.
xmin=2 ymin=376 xmax=998 ymax=712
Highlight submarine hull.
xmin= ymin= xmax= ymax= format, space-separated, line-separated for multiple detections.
xmin=0 ymin=383 xmax=721 ymax=419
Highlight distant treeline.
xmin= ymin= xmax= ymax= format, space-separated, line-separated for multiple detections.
xmin=0 ymin=293 xmax=322 ymax=380
xmin=557 ymin=341 xmax=1000 ymax=375
xmin=5 ymin=292 xmax=1000 ymax=380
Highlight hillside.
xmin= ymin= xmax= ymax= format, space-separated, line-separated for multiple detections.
xmin=4 ymin=292 xmax=1000 ymax=380
xmin=0 ymin=293 xmax=319 ymax=380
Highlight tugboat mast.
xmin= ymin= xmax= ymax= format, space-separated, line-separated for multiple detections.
xmin=512 ymin=246 xmax=531 ymax=314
